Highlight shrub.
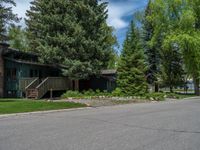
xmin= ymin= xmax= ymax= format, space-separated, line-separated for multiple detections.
xmin=61 ymin=90 xmax=83 ymax=99
xmin=145 ymin=93 xmax=166 ymax=101
xmin=83 ymin=89 xmax=96 ymax=97
xmin=95 ymin=89 xmax=101 ymax=96
xmin=112 ymin=88 xmax=123 ymax=97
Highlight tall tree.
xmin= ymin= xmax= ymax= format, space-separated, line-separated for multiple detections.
xmin=148 ymin=0 xmax=200 ymax=95
xmin=143 ymin=0 xmax=194 ymax=93
xmin=8 ymin=25 xmax=28 ymax=51
xmin=142 ymin=0 xmax=161 ymax=92
xmin=190 ymin=0 xmax=200 ymax=29
xmin=107 ymin=50 xmax=119 ymax=69
xmin=26 ymin=0 xmax=116 ymax=79
xmin=161 ymin=42 xmax=185 ymax=92
xmin=0 ymin=0 xmax=18 ymax=42
xmin=117 ymin=21 xmax=147 ymax=96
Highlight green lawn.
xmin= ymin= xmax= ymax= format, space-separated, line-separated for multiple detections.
xmin=0 ymin=99 xmax=87 ymax=115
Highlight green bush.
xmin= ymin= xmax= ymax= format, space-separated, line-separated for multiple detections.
xmin=95 ymin=89 xmax=101 ymax=96
xmin=61 ymin=90 xmax=83 ymax=99
xmin=145 ymin=93 xmax=166 ymax=101
xmin=83 ymin=89 xmax=96 ymax=97
xmin=112 ymin=88 xmax=123 ymax=97
xmin=62 ymin=90 xmax=167 ymax=101
xmin=61 ymin=89 xmax=112 ymax=99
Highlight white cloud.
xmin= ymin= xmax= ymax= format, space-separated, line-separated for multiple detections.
xmin=106 ymin=0 xmax=145 ymax=30
xmin=13 ymin=0 xmax=148 ymax=49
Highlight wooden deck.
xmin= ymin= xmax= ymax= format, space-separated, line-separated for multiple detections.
xmin=20 ymin=77 xmax=71 ymax=99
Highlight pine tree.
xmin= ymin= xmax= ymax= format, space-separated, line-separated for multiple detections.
xmin=142 ymin=0 xmax=160 ymax=92
xmin=8 ymin=25 xmax=28 ymax=51
xmin=0 ymin=0 xmax=18 ymax=42
xmin=191 ymin=0 xmax=200 ymax=29
xmin=161 ymin=42 xmax=185 ymax=92
xmin=117 ymin=21 xmax=147 ymax=96
xmin=26 ymin=0 xmax=116 ymax=79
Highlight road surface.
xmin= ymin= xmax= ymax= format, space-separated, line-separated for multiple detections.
xmin=0 ymin=98 xmax=200 ymax=150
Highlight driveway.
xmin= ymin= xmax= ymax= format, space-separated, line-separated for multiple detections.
xmin=0 ymin=98 xmax=200 ymax=150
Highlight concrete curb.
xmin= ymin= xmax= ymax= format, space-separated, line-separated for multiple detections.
xmin=0 ymin=107 xmax=92 ymax=119
xmin=182 ymin=96 xmax=200 ymax=100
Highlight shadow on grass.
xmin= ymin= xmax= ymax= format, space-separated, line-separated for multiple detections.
xmin=0 ymin=100 xmax=18 ymax=102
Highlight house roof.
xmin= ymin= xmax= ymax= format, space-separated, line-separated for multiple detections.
xmin=0 ymin=42 xmax=9 ymax=47
xmin=5 ymin=47 xmax=38 ymax=57
xmin=1 ymin=43 xmax=118 ymax=75
xmin=101 ymin=69 xmax=117 ymax=75
xmin=4 ymin=57 xmax=58 ymax=68
xmin=0 ymin=42 xmax=38 ymax=57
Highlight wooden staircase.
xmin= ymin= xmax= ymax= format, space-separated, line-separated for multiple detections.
xmin=26 ymin=89 xmax=38 ymax=99
xmin=20 ymin=77 xmax=71 ymax=99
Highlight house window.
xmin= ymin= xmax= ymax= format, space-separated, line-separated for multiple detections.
xmin=30 ymin=69 xmax=39 ymax=77
xmin=12 ymin=68 xmax=17 ymax=80
xmin=30 ymin=69 xmax=33 ymax=77
xmin=6 ymin=68 xmax=17 ymax=80
xmin=39 ymin=70 xmax=42 ymax=78
xmin=7 ymin=90 xmax=17 ymax=97
xmin=34 ymin=70 xmax=38 ymax=76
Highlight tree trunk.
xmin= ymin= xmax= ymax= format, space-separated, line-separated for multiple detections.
xmin=155 ymin=83 xmax=159 ymax=92
xmin=193 ymin=77 xmax=200 ymax=96
xmin=170 ymin=86 xmax=173 ymax=93
xmin=75 ymin=80 xmax=79 ymax=91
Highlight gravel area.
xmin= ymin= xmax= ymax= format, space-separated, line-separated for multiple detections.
xmin=55 ymin=98 xmax=151 ymax=107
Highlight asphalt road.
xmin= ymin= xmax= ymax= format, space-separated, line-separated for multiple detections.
xmin=1 ymin=98 xmax=200 ymax=150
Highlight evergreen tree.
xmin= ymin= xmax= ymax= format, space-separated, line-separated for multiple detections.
xmin=26 ymin=0 xmax=116 ymax=79
xmin=0 ymin=0 xmax=18 ymax=42
xmin=142 ymin=0 xmax=160 ymax=92
xmin=191 ymin=0 xmax=200 ymax=29
xmin=107 ymin=50 xmax=119 ymax=69
xmin=8 ymin=25 xmax=28 ymax=51
xmin=117 ymin=21 xmax=147 ymax=96
xmin=161 ymin=42 xmax=185 ymax=92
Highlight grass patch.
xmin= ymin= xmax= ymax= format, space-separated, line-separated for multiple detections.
xmin=0 ymin=99 xmax=86 ymax=115
xmin=168 ymin=93 xmax=196 ymax=99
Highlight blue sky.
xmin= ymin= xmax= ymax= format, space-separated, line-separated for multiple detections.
xmin=13 ymin=0 xmax=148 ymax=51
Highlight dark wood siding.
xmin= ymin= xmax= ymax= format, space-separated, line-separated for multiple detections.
xmin=4 ymin=59 xmax=61 ymax=98
xmin=79 ymin=75 xmax=116 ymax=92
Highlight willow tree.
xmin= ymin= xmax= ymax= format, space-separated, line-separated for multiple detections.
xmin=26 ymin=0 xmax=116 ymax=79
xmin=164 ymin=7 xmax=200 ymax=95
xmin=145 ymin=0 xmax=200 ymax=94
xmin=155 ymin=0 xmax=200 ymax=95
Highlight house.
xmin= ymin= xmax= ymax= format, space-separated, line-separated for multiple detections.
xmin=0 ymin=43 xmax=117 ymax=99
xmin=0 ymin=43 xmax=69 ymax=98
xmin=79 ymin=69 xmax=117 ymax=92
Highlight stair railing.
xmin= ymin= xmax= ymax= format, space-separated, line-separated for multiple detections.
xmin=19 ymin=77 xmax=37 ymax=92
xmin=25 ymin=78 xmax=39 ymax=90
xmin=36 ymin=77 xmax=70 ymax=99
xmin=25 ymin=78 xmax=40 ymax=98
